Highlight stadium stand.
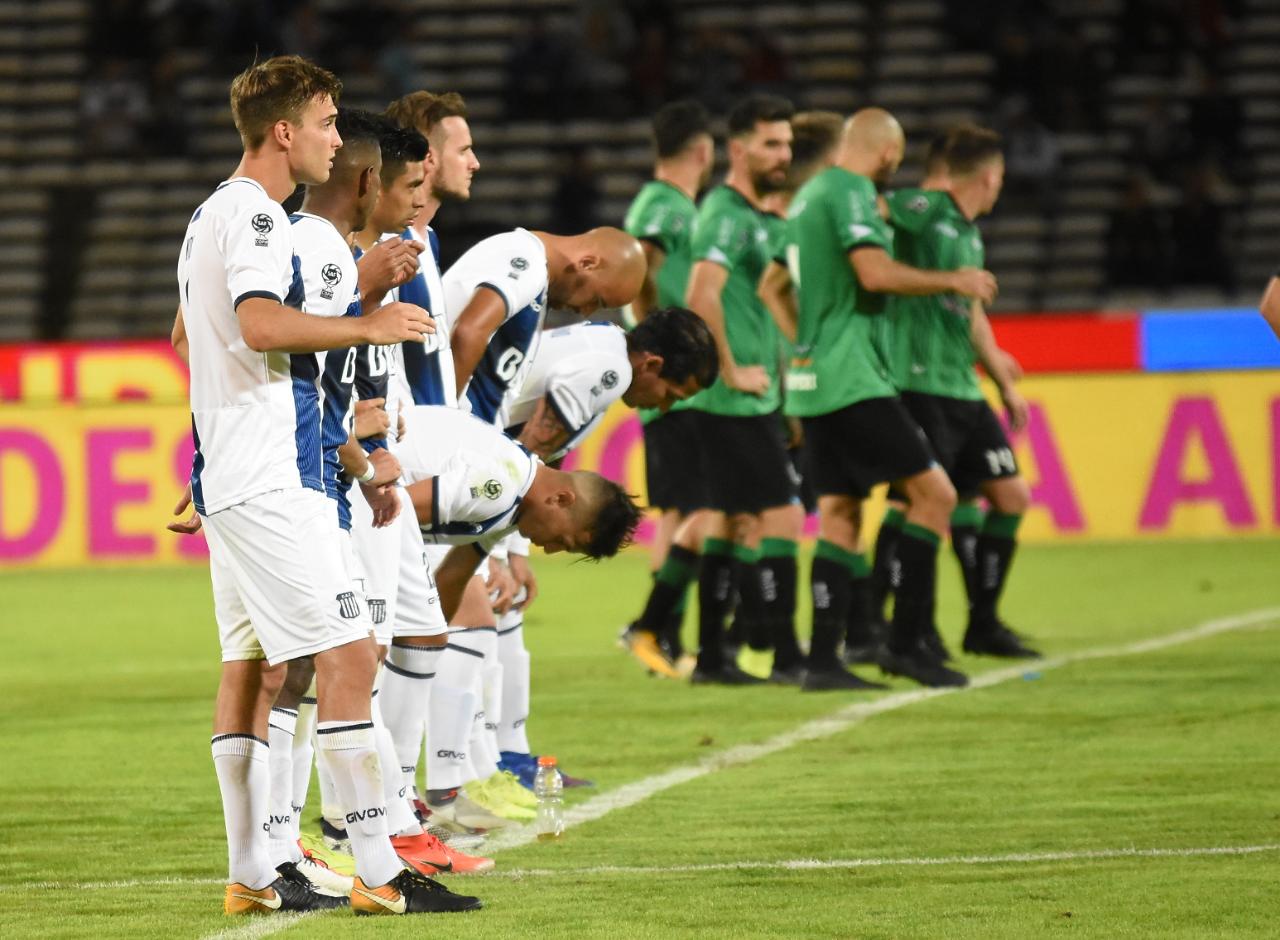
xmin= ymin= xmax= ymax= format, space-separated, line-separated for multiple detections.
xmin=0 ymin=0 xmax=1273 ymax=338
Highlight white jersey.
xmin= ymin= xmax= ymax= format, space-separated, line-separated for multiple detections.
xmin=443 ymin=228 xmax=548 ymax=424
xmin=290 ymin=211 xmax=362 ymax=527
xmin=396 ymin=405 xmax=539 ymax=552
xmin=502 ymin=321 xmax=632 ymax=462
xmin=178 ymin=176 xmax=322 ymax=515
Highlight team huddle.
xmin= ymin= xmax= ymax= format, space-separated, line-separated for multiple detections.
xmin=179 ymin=54 xmax=1037 ymax=918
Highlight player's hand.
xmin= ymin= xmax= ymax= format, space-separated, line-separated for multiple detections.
xmin=363 ymin=301 xmax=435 ymax=345
xmin=949 ymin=267 xmax=998 ymax=305
xmin=1001 ymin=384 xmax=1030 ymax=433
xmin=367 ymin=448 xmax=401 ymax=487
xmin=998 ymin=348 xmax=1024 ymax=382
xmin=508 ymin=554 xmax=539 ymax=611
xmin=396 ymin=408 xmax=407 ymax=441
xmin=360 ymin=481 xmax=401 ymax=527
xmin=167 ymin=485 xmax=203 ymax=535
xmin=724 ymin=363 xmax=770 ymax=396
xmin=487 ymin=558 xmax=517 ymax=614
xmin=354 ymin=398 xmax=391 ymax=439
xmin=357 ymin=238 xmax=423 ymax=297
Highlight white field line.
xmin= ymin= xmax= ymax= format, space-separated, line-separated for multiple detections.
xmin=200 ymin=914 xmax=315 ymax=940
xmin=481 ymin=606 xmax=1280 ymax=854
xmin=492 ymin=842 xmax=1280 ymax=878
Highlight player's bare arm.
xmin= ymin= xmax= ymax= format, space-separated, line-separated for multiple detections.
xmin=757 ymin=260 xmax=798 ymax=344
xmin=450 ymin=285 xmax=508 ymax=395
xmin=515 ymin=395 xmax=574 ymax=460
xmin=1259 ymin=275 xmax=1280 ymax=340
xmin=435 ymin=545 xmax=484 ymax=622
xmin=171 ymin=305 xmax=189 ymax=364
xmin=237 ymin=295 xmax=433 ymax=353
xmin=969 ymin=300 xmax=1028 ymax=432
xmin=353 ymin=397 xmax=391 ymax=439
xmin=686 ymin=259 xmax=768 ymax=395
xmin=850 ymin=246 xmax=998 ymax=305
xmin=631 ymin=242 xmax=668 ymax=322
xmin=356 ymin=238 xmax=423 ymax=308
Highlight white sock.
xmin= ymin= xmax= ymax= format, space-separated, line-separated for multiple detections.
xmin=426 ymin=631 xmax=485 ymax=792
xmin=379 ymin=643 xmax=441 ymax=797
xmin=315 ymin=721 xmax=403 ymax=888
xmin=317 ymin=736 xmax=344 ymax=831
xmin=497 ymin=620 xmax=531 ymax=754
xmin=211 ymin=734 xmax=276 ymax=889
xmin=470 ymin=627 xmax=501 ymax=779
xmin=371 ymin=684 xmax=421 ymax=837
xmin=266 ymin=707 xmax=302 ymax=867
xmin=290 ymin=694 xmax=317 ymax=841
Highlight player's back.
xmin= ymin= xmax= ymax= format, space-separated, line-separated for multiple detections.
xmin=501 ymin=321 xmax=632 ymax=459
xmin=393 ymin=225 xmax=458 ymax=410
xmin=178 ymin=177 xmax=320 ymax=514
xmin=443 ymin=228 xmax=549 ymax=423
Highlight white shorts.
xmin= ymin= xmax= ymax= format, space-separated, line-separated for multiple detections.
xmin=393 ymin=488 xmax=448 ymax=638
xmin=349 ymin=485 xmax=403 ymax=646
xmin=202 ymin=488 xmax=373 ymax=665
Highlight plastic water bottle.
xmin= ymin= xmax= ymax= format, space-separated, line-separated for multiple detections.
xmin=534 ymin=755 xmax=564 ymax=841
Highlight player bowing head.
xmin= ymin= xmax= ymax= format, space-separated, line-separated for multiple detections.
xmin=547 ymin=227 xmax=648 ymax=316
xmin=622 ymin=306 xmax=718 ymax=411
xmin=229 ymin=55 xmax=343 ymax=187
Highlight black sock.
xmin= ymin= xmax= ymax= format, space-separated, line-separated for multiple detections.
xmin=638 ymin=544 xmax=699 ymax=635
xmin=972 ymin=512 xmax=1022 ymax=628
xmin=696 ymin=538 xmax=738 ymax=671
xmin=662 ymin=587 xmax=688 ymax=658
xmin=889 ymin=524 xmax=941 ymax=654
xmin=761 ymin=541 xmax=801 ymax=670
xmin=809 ymin=542 xmax=854 ymax=670
xmin=846 ymin=572 xmax=875 ymax=648
xmin=871 ymin=509 xmax=905 ymax=624
xmin=736 ymin=557 xmax=771 ymax=652
xmin=949 ymin=504 xmax=983 ymax=618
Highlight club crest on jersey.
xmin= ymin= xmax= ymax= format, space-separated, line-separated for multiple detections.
xmin=320 ymin=262 xmax=342 ymax=299
xmin=336 ymin=591 xmax=361 ymax=619
xmin=600 ymin=370 xmax=619 ymax=390
xmin=511 ymin=257 xmax=528 ymax=271
xmin=367 ymin=598 xmax=386 ymax=624
xmin=907 ymin=194 xmax=929 ymax=213
xmin=471 ymin=479 xmax=503 ymax=500
xmin=251 ymin=213 xmax=273 ymax=246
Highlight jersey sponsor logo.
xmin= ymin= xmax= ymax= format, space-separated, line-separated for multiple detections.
xmin=436 ymin=748 xmax=466 ymax=760
xmin=907 ymin=194 xmax=929 ymax=213
xmin=251 ymin=213 xmax=273 ymax=246
xmin=345 ymin=806 xmax=387 ymax=824
xmin=849 ymin=223 xmax=875 ymax=240
xmin=784 ymin=371 xmax=817 ymax=392
xmin=935 ymin=222 xmax=959 ymax=238
xmin=470 ymin=479 xmax=503 ymax=500
xmin=336 ymin=591 xmax=361 ymax=619
xmin=320 ymin=262 xmax=342 ymax=300
xmin=511 ymin=256 xmax=529 ymax=271
xmin=600 ymin=370 xmax=619 ymax=390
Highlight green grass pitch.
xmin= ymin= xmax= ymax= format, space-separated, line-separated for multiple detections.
xmin=2 ymin=539 xmax=1278 ymax=938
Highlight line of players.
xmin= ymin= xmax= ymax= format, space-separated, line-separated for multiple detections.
xmin=176 ymin=56 xmax=720 ymax=917
xmin=620 ymin=96 xmax=1041 ymax=694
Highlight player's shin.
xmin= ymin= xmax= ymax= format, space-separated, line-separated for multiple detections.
xmin=871 ymin=507 xmax=905 ymax=623
xmin=212 ymin=733 xmax=277 ymax=890
xmin=971 ymin=512 xmax=1022 ymax=627
xmin=371 ymin=682 xmax=421 ymax=837
xmin=888 ymin=524 xmax=942 ymax=653
xmin=949 ymin=503 xmax=985 ymax=616
xmin=496 ymin=617 xmax=531 ymax=755
xmin=378 ymin=643 xmax=441 ymax=803
xmin=696 ymin=537 xmax=738 ymax=671
xmin=760 ymin=538 xmax=802 ymax=671
xmin=809 ymin=540 xmax=857 ymax=670
xmin=316 ymin=722 xmax=403 ymax=888
xmin=266 ymin=708 xmax=303 ymax=867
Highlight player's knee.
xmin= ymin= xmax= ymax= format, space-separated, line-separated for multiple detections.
xmin=990 ymin=477 xmax=1031 ymax=516
xmin=280 ymin=657 xmax=315 ymax=701
xmin=259 ymin=660 xmax=288 ymax=700
xmin=728 ymin=512 xmax=758 ymax=545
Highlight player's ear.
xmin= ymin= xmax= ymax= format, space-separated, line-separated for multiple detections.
xmin=639 ymin=352 xmax=663 ymax=376
xmin=553 ymin=487 xmax=577 ymax=509
xmin=358 ymin=165 xmax=376 ymax=199
xmin=577 ymin=253 xmax=601 ymax=272
xmin=271 ymin=119 xmax=292 ymax=151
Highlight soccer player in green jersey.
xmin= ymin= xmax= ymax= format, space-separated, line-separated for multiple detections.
xmin=683 ymin=94 xmax=799 ymax=685
xmin=881 ymin=124 xmax=1038 ymax=658
xmin=784 ymin=108 xmax=997 ymax=689
xmin=621 ymin=101 xmax=716 ymax=679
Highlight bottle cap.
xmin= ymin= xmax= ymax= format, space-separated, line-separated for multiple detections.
xmin=537 ymin=755 xmax=558 ymax=767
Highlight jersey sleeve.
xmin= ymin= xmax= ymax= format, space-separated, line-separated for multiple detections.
xmin=224 ymin=201 xmax=293 ymax=310
xmin=690 ymin=207 xmax=746 ymax=273
xmin=472 ymin=234 xmax=546 ymax=319
xmin=885 ymin=190 xmax=936 ymax=236
xmin=831 ymin=179 xmax=892 ymax=253
xmin=431 ymin=449 xmax=529 ymax=530
xmin=628 ymin=197 xmax=681 ymax=256
xmin=295 ymin=229 xmax=355 ymax=318
xmin=544 ymin=352 xmax=630 ymax=434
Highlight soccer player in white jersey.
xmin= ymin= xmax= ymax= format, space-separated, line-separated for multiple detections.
xmin=173 ymin=56 xmax=480 ymax=917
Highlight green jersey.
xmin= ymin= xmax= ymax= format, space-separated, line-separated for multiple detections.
xmin=885 ymin=188 xmax=985 ymax=401
xmin=624 ymin=179 xmax=698 ymax=423
xmin=783 ymin=167 xmax=897 ymax=417
xmin=762 ymin=210 xmax=791 ymax=360
xmin=686 ymin=184 xmax=780 ymax=417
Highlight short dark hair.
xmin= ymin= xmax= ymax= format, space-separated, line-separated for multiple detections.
xmin=378 ymin=124 xmax=428 ymax=186
xmin=924 ymin=130 xmax=952 ymax=177
xmin=627 ymin=306 xmax=719 ymax=390
xmin=943 ymin=124 xmax=1004 ymax=177
xmin=652 ymin=100 xmax=712 ymax=158
xmin=385 ymin=90 xmax=469 ymax=138
xmin=336 ymin=107 xmax=386 ymax=154
xmin=229 ymin=55 xmax=342 ymax=150
xmin=789 ymin=110 xmax=843 ymax=183
xmin=727 ymin=94 xmax=794 ymax=138
xmin=577 ymin=474 xmax=642 ymax=559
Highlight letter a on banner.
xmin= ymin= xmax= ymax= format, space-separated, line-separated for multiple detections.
xmin=1139 ymin=396 xmax=1256 ymax=529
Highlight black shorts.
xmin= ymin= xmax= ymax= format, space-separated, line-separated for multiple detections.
xmin=691 ymin=410 xmax=798 ymax=515
xmin=899 ymin=392 xmax=1018 ymax=498
xmin=643 ymin=409 xmax=710 ymax=514
xmin=801 ymin=397 xmax=937 ymax=500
